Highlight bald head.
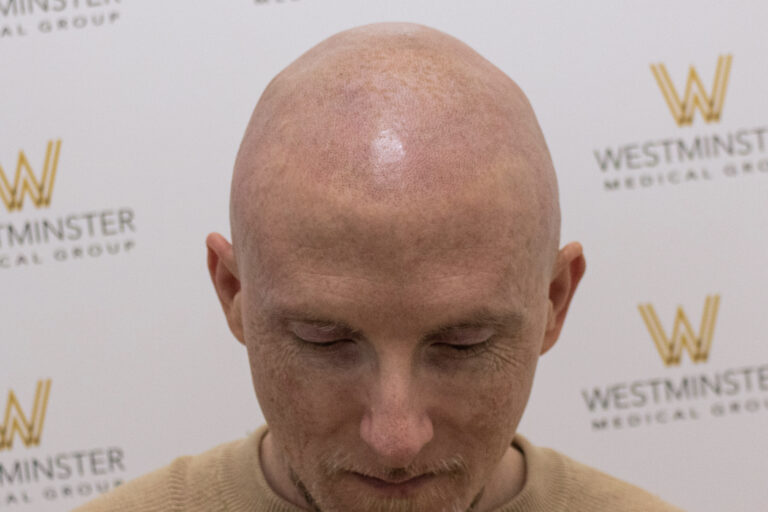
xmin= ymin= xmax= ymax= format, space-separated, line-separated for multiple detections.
xmin=209 ymin=25 xmax=584 ymax=512
xmin=231 ymin=22 xmax=559 ymax=281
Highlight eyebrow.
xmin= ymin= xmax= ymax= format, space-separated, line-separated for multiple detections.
xmin=276 ymin=307 xmax=524 ymax=340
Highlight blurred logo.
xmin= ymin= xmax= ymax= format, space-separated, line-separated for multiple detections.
xmin=0 ymin=380 xmax=51 ymax=451
xmin=650 ymin=55 xmax=732 ymax=126
xmin=0 ymin=379 xmax=128 ymax=506
xmin=0 ymin=0 xmax=121 ymax=38
xmin=0 ymin=140 xmax=61 ymax=212
xmin=638 ymin=295 xmax=720 ymax=366
xmin=596 ymin=53 xmax=767 ymax=191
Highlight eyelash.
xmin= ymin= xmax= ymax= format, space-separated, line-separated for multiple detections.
xmin=292 ymin=336 xmax=352 ymax=349
xmin=435 ymin=339 xmax=491 ymax=358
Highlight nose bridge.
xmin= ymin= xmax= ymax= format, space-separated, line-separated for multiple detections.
xmin=374 ymin=356 xmax=414 ymax=417
xmin=360 ymin=348 xmax=434 ymax=466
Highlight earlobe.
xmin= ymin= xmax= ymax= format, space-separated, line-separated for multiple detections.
xmin=541 ymin=242 xmax=586 ymax=355
xmin=206 ymin=233 xmax=245 ymax=344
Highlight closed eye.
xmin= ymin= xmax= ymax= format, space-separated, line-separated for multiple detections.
xmin=432 ymin=339 xmax=491 ymax=358
xmin=293 ymin=336 xmax=354 ymax=348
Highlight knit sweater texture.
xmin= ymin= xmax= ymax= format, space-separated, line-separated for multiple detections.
xmin=73 ymin=426 xmax=683 ymax=512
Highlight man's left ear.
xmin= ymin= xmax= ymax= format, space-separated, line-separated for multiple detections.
xmin=541 ymin=242 xmax=586 ymax=355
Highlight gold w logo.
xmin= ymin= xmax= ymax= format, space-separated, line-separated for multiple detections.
xmin=0 ymin=140 xmax=62 ymax=212
xmin=650 ymin=55 xmax=732 ymax=126
xmin=0 ymin=380 xmax=52 ymax=451
xmin=638 ymin=295 xmax=720 ymax=366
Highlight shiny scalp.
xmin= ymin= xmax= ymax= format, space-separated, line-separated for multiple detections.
xmin=230 ymin=22 xmax=560 ymax=273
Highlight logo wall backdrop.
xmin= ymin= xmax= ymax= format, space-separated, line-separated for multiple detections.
xmin=0 ymin=140 xmax=137 ymax=269
xmin=0 ymin=381 xmax=128 ymax=507
xmin=2 ymin=1 xmax=766 ymax=510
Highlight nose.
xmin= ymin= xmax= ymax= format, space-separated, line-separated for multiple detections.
xmin=359 ymin=366 xmax=434 ymax=468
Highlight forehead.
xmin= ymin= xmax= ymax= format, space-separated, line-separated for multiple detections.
xmin=240 ymin=171 xmax=546 ymax=319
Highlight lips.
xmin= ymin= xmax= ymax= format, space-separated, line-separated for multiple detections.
xmin=350 ymin=471 xmax=435 ymax=496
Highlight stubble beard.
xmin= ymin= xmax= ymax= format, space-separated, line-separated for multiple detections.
xmin=289 ymin=456 xmax=484 ymax=512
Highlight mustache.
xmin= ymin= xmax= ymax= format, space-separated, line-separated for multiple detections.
xmin=318 ymin=449 xmax=469 ymax=481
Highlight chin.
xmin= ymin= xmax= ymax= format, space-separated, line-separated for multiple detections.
xmin=312 ymin=495 xmax=471 ymax=512
xmin=300 ymin=475 xmax=475 ymax=512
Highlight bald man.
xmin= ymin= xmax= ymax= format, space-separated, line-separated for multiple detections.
xmin=75 ymin=23 xmax=682 ymax=512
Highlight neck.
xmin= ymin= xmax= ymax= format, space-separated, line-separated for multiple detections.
xmin=260 ymin=431 xmax=313 ymax=510
xmin=474 ymin=443 xmax=527 ymax=511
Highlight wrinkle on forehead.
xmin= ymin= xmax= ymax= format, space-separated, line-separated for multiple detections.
xmin=230 ymin=22 xmax=560 ymax=277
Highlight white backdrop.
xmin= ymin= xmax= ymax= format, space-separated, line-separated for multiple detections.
xmin=2 ymin=1 xmax=767 ymax=510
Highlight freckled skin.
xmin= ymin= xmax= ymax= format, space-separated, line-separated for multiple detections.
xmin=207 ymin=22 xmax=585 ymax=512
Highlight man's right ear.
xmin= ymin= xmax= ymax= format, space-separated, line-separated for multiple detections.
xmin=206 ymin=233 xmax=244 ymax=344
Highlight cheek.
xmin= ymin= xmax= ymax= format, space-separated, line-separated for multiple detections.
xmin=431 ymin=343 xmax=540 ymax=455
xmin=453 ymin=370 xmax=532 ymax=432
xmin=246 ymin=338 xmax=362 ymax=452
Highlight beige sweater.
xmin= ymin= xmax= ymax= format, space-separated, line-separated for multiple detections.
xmin=73 ymin=426 xmax=683 ymax=511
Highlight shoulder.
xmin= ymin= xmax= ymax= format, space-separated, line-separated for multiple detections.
xmin=511 ymin=435 xmax=685 ymax=512
xmin=71 ymin=438 xmax=243 ymax=512
xmin=557 ymin=451 xmax=683 ymax=511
